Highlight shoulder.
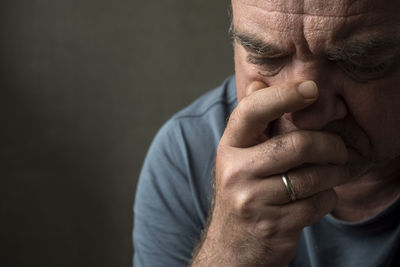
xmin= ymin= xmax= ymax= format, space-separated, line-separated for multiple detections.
xmin=135 ymin=75 xmax=237 ymax=224
xmin=137 ymin=75 xmax=237 ymax=220
xmin=148 ymin=74 xmax=237 ymax=182
xmin=152 ymin=75 xmax=237 ymax=172
xmin=171 ymin=75 xmax=237 ymax=122
xmin=134 ymin=76 xmax=237 ymax=266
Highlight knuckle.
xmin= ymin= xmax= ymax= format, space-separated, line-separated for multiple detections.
xmin=289 ymin=131 xmax=313 ymax=154
xmin=251 ymin=220 xmax=280 ymax=239
xmin=216 ymin=147 xmax=245 ymax=188
xmin=236 ymin=97 xmax=254 ymax=120
xmin=272 ymin=86 xmax=285 ymax=105
xmin=263 ymin=137 xmax=286 ymax=161
xmin=218 ymin=161 xmax=243 ymax=189
xmin=297 ymin=169 xmax=321 ymax=197
xmin=232 ymin=191 xmax=255 ymax=218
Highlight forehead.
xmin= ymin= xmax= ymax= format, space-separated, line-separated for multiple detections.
xmin=232 ymin=0 xmax=400 ymax=52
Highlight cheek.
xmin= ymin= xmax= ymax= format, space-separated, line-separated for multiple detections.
xmin=344 ymin=76 xmax=400 ymax=159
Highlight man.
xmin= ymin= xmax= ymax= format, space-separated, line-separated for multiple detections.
xmin=134 ymin=0 xmax=400 ymax=266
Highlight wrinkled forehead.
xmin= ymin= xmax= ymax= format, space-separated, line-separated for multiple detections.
xmin=234 ymin=0 xmax=391 ymax=16
xmin=233 ymin=0 xmax=400 ymax=17
xmin=232 ymin=0 xmax=400 ymax=50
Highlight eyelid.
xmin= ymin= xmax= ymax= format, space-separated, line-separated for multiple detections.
xmin=327 ymin=48 xmax=399 ymax=66
xmin=246 ymin=54 xmax=288 ymax=76
xmin=334 ymin=60 xmax=392 ymax=82
xmin=237 ymin=40 xmax=288 ymax=58
xmin=248 ymin=51 xmax=290 ymax=58
xmin=247 ymin=58 xmax=284 ymax=72
xmin=246 ymin=53 xmax=289 ymax=65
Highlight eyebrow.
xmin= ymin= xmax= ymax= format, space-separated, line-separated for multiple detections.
xmin=327 ymin=38 xmax=400 ymax=65
xmin=231 ymin=28 xmax=287 ymax=57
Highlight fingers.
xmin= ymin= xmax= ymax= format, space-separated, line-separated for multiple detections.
xmin=222 ymin=81 xmax=318 ymax=148
xmin=238 ymin=164 xmax=349 ymax=205
xmin=229 ymin=186 xmax=337 ymax=237
xmin=212 ymin=79 xmax=343 ymax=263
xmin=239 ymin=130 xmax=348 ymax=176
xmin=226 ymin=160 xmax=348 ymax=205
xmin=217 ymin=129 xmax=348 ymax=206
xmin=246 ymin=80 xmax=266 ymax=96
xmin=279 ymin=189 xmax=338 ymax=229
xmin=282 ymin=165 xmax=349 ymax=201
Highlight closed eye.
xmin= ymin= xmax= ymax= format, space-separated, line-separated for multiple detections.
xmin=246 ymin=54 xmax=289 ymax=75
xmin=332 ymin=59 xmax=393 ymax=82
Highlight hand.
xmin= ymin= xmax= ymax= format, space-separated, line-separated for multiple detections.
xmin=191 ymin=81 xmax=349 ymax=267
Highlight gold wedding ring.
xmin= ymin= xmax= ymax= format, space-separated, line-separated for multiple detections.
xmin=282 ymin=173 xmax=297 ymax=202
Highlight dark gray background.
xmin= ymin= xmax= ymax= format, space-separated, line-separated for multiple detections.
xmin=0 ymin=1 xmax=233 ymax=266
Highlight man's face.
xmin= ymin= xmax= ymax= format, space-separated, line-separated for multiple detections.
xmin=232 ymin=0 xmax=400 ymax=179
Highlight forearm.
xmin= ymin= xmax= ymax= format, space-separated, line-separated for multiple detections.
xmin=190 ymin=224 xmax=242 ymax=267
xmin=190 ymin=214 xmax=278 ymax=267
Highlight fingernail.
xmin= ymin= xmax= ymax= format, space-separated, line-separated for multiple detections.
xmin=298 ymin=81 xmax=318 ymax=99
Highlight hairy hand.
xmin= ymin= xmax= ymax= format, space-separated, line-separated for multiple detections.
xmin=191 ymin=81 xmax=349 ymax=267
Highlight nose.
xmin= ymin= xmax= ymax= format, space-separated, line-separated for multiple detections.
xmin=283 ymin=59 xmax=348 ymax=130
